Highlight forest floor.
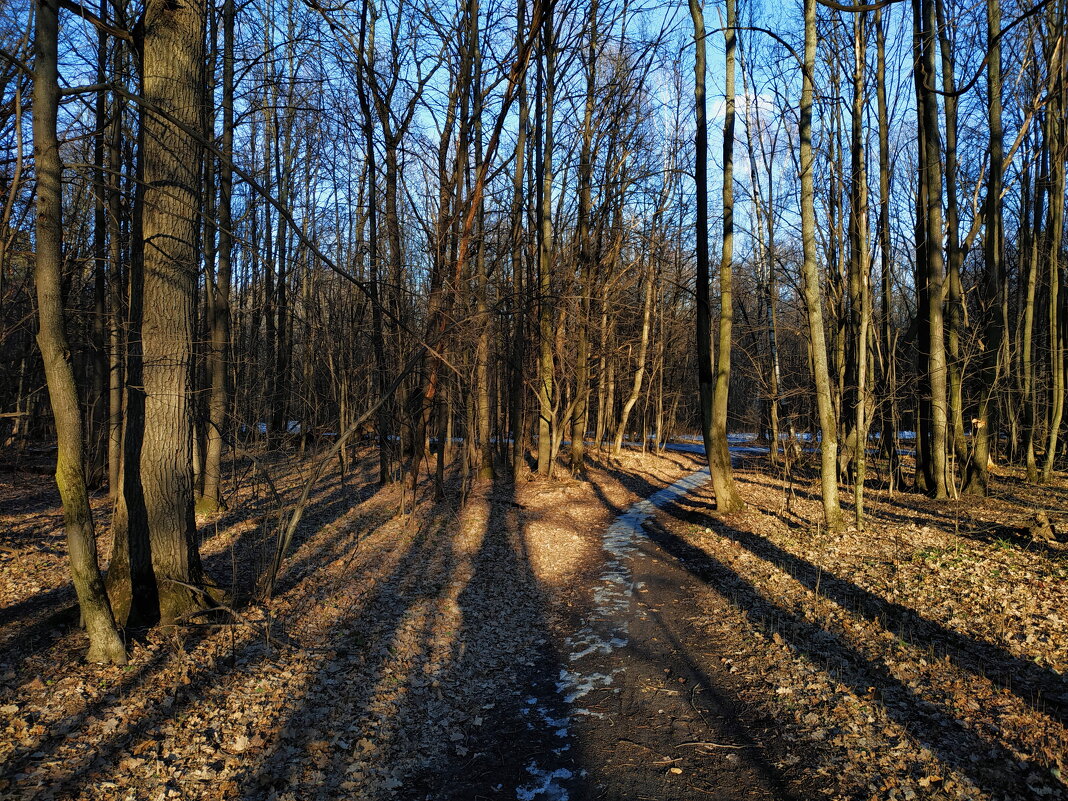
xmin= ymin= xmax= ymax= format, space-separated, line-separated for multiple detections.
xmin=0 ymin=443 xmax=1067 ymax=800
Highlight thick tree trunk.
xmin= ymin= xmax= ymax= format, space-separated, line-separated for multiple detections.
xmin=920 ymin=0 xmax=951 ymax=498
xmin=114 ymin=0 xmax=209 ymax=626
xmin=470 ymin=0 xmax=494 ymax=482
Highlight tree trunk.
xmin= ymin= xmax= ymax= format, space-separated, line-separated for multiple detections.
xmin=918 ymin=0 xmax=951 ymax=498
xmin=875 ymin=7 xmax=902 ymax=489
xmin=688 ymin=0 xmax=716 ymax=486
xmin=800 ymin=0 xmax=843 ymax=530
xmin=33 ymin=0 xmax=126 ymax=663
xmin=848 ymin=10 xmax=872 ymax=526
xmin=964 ymin=0 xmax=1005 ymax=494
xmin=201 ymin=0 xmax=235 ymax=512
xmin=536 ymin=4 xmax=556 ymax=477
xmin=936 ymin=0 xmax=968 ymax=474
xmin=509 ymin=0 xmax=529 ymax=479
xmin=570 ymin=0 xmax=598 ymax=477
xmin=612 ymin=262 xmax=654 ymax=455
xmin=709 ymin=0 xmax=745 ymax=511
xmin=115 ymin=0 xmax=209 ymax=626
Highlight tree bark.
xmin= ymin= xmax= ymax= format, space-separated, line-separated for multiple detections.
xmin=800 ymin=0 xmax=843 ymax=530
xmin=710 ymin=0 xmax=745 ymax=511
xmin=114 ymin=0 xmax=209 ymax=626
xmin=536 ymin=3 xmax=555 ymax=477
xmin=688 ymin=0 xmax=716 ymax=485
xmin=201 ymin=0 xmax=235 ymax=511
xmin=570 ymin=0 xmax=598 ymax=477
xmin=33 ymin=0 xmax=126 ymax=663
xmin=964 ymin=0 xmax=1005 ymax=494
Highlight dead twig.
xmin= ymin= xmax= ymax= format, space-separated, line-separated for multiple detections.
xmin=675 ymin=740 xmax=751 ymax=750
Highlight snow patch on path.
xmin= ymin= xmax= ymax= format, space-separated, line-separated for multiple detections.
xmin=517 ymin=466 xmax=712 ymax=799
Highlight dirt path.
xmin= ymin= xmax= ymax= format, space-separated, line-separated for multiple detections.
xmin=510 ymin=463 xmax=810 ymax=801
xmin=1 ymin=448 xmax=1065 ymax=801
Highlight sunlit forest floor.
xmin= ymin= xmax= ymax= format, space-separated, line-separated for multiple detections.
xmin=0 ymin=445 xmax=1066 ymax=800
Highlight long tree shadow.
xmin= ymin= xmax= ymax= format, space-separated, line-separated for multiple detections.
xmin=658 ymin=494 xmax=1068 ymax=726
xmin=616 ymin=602 xmax=804 ymax=799
xmin=219 ymin=472 xmax=583 ymax=800
xmin=403 ymin=476 xmax=580 ymax=799
xmin=641 ymin=513 xmax=1065 ymax=798
xmin=0 ymin=462 xmax=386 ymax=798
xmin=0 ymin=459 xmax=374 ymax=683
xmin=576 ymin=464 xmax=805 ymax=799
xmin=592 ymin=459 xmax=1067 ymax=724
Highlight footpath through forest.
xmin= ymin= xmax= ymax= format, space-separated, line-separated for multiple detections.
xmin=0 ymin=444 xmax=1066 ymax=800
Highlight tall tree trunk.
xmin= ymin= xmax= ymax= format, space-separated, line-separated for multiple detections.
xmin=936 ymin=0 xmax=968 ymax=473
xmin=358 ymin=0 xmax=391 ymax=485
xmin=965 ymin=0 xmax=1005 ymax=494
xmin=1022 ymin=157 xmax=1043 ymax=481
xmin=107 ymin=35 xmax=125 ymax=499
xmin=509 ymin=0 xmax=529 ymax=479
xmin=688 ymin=0 xmax=716 ymax=482
xmin=33 ymin=0 xmax=126 ymax=663
xmin=535 ymin=3 xmax=555 ymax=477
xmin=917 ymin=0 xmax=950 ymax=497
xmin=710 ymin=0 xmax=745 ymax=511
xmin=1042 ymin=75 xmax=1066 ymax=482
xmin=848 ymin=10 xmax=872 ymax=526
xmin=800 ymin=0 xmax=843 ymax=530
xmin=471 ymin=0 xmax=494 ymax=482
xmin=570 ymin=0 xmax=598 ymax=477
xmin=874 ymin=7 xmax=901 ymax=489
xmin=201 ymin=0 xmax=234 ymax=511
xmin=89 ymin=2 xmax=108 ymax=485
xmin=115 ymin=0 xmax=209 ymax=626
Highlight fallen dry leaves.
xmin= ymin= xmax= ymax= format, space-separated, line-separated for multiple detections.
xmin=655 ymin=461 xmax=1068 ymax=801
xmin=0 ymin=447 xmax=1065 ymax=800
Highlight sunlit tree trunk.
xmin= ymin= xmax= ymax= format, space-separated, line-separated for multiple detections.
xmin=848 ymin=10 xmax=872 ymax=526
xmin=916 ymin=0 xmax=950 ymax=498
xmin=800 ymin=0 xmax=843 ymax=530
xmin=965 ymin=0 xmax=1005 ymax=494
xmin=33 ymin=0 xmax=126 ymax=663
xmin=114 ymin=0 xmax=209 ymax=625
xmin=709 ymin=0 xmax=745 ymax=511
xmin=570 ymin=0 xmax=598 ymax=477
xmin=535 ymin=2 xmax=556 ymax=477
